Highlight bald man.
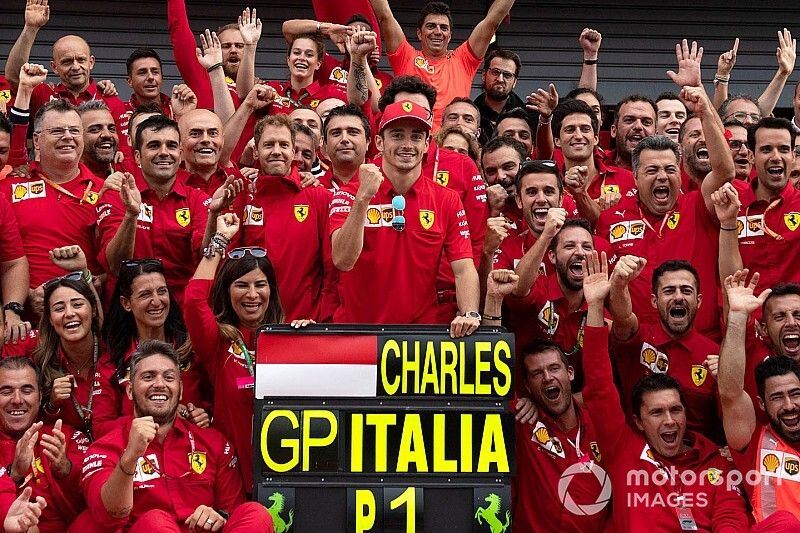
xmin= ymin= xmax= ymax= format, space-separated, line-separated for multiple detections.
xmin=178 ymin=108 xmax=243 ymax=194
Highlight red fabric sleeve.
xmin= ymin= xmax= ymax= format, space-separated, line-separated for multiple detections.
xmin=0 ymin=193 xmax=25 ymax=262
xmin=0 ymin=475 xmax=15 ymax=527
xmin=8 ymin=122 xmax=29 ymax=167
xmin=182 ymin=278 xmax=224 ymax=381
xmin=453 ymin=39 xmax=482 ymax=72
xmin=95 ymin=190 xmax=126 ymax=272
xmin=387 ymin=38 xmax=415 ymax=75
xmin=105 ymin=96 xmax=133 ymax=160
xmin=167 ymin=0 xmax=215 ymax=110
xmin=211 ymin=433 xmax=246 ymax=513
xmin=80 ymin=435 xmax=130 ymax=530
xmin=328 ymin=186 xmax=356 ymax=235
xmin=580 ymin=325 xmax=630 ymax=452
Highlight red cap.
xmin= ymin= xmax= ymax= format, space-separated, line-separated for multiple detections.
xmin=379 ymin=100 xmax=433 ymax=132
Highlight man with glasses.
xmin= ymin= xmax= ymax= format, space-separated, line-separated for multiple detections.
xmin=730 ymin=117 xmax=800 ymax=294
xmin=724 ymin=119 xmax=753 ymax=182
xmin=330 ymin=100 xmax=480 ymax=337
xmin=233 ymin=114 xmax=333 ymax=321
xmin=473 ymin=48 xmax=534 ymax=143
xmin=719 ymin=94 xmax=762 ymax=127
xmin=0 ymin=99 xmax=104 ymax=319
xmin=81 ymin=340 xmax=272 ymax=532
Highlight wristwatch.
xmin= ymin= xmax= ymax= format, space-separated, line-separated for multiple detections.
xmin=3 ymin=302 xmax=24 ymax=317
xmin=464 ymin=311 xmax=481 ymax=320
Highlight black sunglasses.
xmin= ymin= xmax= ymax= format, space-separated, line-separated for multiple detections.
xmin=228 ymin=247 xmax=267 ymax=259
xmin=44 ymin=271 xmax=84 ymax=291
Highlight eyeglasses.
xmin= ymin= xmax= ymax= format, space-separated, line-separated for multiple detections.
xmin=38 ymin=127 xmax=82 ymax=138
xmin=121 ymin=258 xmax=163 ymax=270
xmin=727 ymin=140 xmax=747 ymax=151
xmin=486 ymin=67 xmax=516 ymax=80
xmin=725 ymin=112 xmax=761 ymax=123
xmin=391 ymin=195 xmax=406 ymax=231
xmin=44 ymin=271 xmax=85 ymax=291
xmin=228 ymin=247 xmax=267 ymax=259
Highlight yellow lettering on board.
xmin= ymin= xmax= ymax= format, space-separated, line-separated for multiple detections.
xmin=477 ymin=413 xmax=509 ymax=473
xmin=460 ymin=414 xmax=473 ymax=472
xmin=474 ymin=342 xmax=492 ymax=395
xmin=350 ymin=413 xmax=364 ymax=472
xmin=440 ymin=341 xmax=458 ymax=394
xmin=381 ymin=340 xmax=400 ymax=395
xmin=355 ymin=489 xmax=376 ymax=532
xmin=302 ymin=410 xmax=338 ymax=471
xmin=396 ymin=414 xmax=428 ymax=472
xmin=432 ymin=413 xmax=457 ymax=472
xmin=260 ymin=410 xmax=299 ymax=472
xmin=420 ymin=342 xmax=439 ymax=394
xmin=366 ymin=413 xmax=396 ymax=472
xmin=493 ymin=341 xmax=513 ymax=396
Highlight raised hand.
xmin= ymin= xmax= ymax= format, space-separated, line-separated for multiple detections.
xmin=3 ymin=486 xmax=47 ymax=533
xmin=18 ymin=63 xmax=47 ymax=91
xmin=717 ymin=38 xmax=739 ymax=78
xmin=579 ymin=28 xmax=602 ymax=60
xmin=126 ymin=416 xmax=157 ymax=458
xmin=711 ymin=183 xmax=741 ymax=226
xmin=243 ymin=84 xmax=277 ymax=111
xmin=171 ymin=84 xmax=198 ymax=119
xmin=209 ymin=176 xmax=244 ymax=214
xmin=24 ymin=0 xmax=49 ymax=29
xmin=96 ymin=80 xmax=118 ymax=97
xmin=680 ymin=85 xmax=711 ymax=116
xmin=356 ymin=163 xmax=383 ymax=201
xmin=487 ymin=269 xmax=519 ymax=299
xmin=526 ymin=84 xmax=559 ymax=117
xmin=120 ymin=172 xmax=142 ymax=218
xmin=238 ymin=7 xmax=262 ymax=46
xmin=582 ymin=250 xmax=610 ymax=305
xmin=486 ymin=184 xmax=508 ymax=216
xmin=776 ymin=28 xmax=797 ymax=75
xmin=40 ymin=419 xmax=70 ymax=478
xmin=725 ymin=269 xmax=771 ymax=317
xmin=346 ymin=29 xmax=377 ymax=61
xmin=49 ymin=374 xmax=74 ymax=405
xmin=542 ymin=207 xmax=567 ymax=239
xmin=564 ymin=166 xmax=589 ymax=196
xmin=11 ymin=421 xmax=43 ymax=482
xmin=610 ymin=255 xmax=647 ymax=288
xmin=49 ymin=245 xmax=87 ymax=272
xmin=483 ymin=216 xmax=511 ymax=254
xmin=215 ymin=213 xmax=240 ymax=241
xmin=667 ymin=39 xmax=703 ymax=87
xmin=196 ymin=30 xmax=223 ymax=70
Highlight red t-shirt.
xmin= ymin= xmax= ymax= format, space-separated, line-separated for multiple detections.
xmin=96 ymin=172 xmax=210 ymax=304
xmin=0 ymin=162 xmax=104 ymax=287
xmin=596 ymin=192 xmax=722 ymax=341
xmin=329 ymin=172 xmax=472 ymax=324
xmin=233 ymin=167 xmax=333 ymax=321
xmin=554 ymin=147 xmax=637 ymax=201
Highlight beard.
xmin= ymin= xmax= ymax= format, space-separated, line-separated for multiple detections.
xmin=486 ymin=85 xmax=512 ymax=101
xmin=132 ymin=393 xmax=179 ymax=426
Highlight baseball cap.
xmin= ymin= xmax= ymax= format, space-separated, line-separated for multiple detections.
xmin=379 ymin=100 xmax=433 ymax=132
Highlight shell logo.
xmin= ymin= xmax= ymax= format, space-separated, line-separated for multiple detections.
xmin=13 ymin=184 xmax=27 ymax=200
xmin=366 ymin=207 xmax=381 ymax=225
xmin=736 ymin=219 xmax=744 ymax=235
xmin=610 ymin=224 xmax=626 ymax=240
xmin=763 ymin=453 xmax=780 ymax=473
xmin=534 ymin=426 xmax=550 ymax=444
xmin=641 ymin=347 xmax=657 ymax=365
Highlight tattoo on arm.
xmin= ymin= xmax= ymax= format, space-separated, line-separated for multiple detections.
xmin=354 ymin=64 xmax=368 ymax=103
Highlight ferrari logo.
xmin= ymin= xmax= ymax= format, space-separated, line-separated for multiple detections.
xmin=666 ymin=212 xmax=680 ymax=230
xmin=175 ymin=208 xmax=191 ymax=227
xmin=435 ymin=171 xmax=449 ymax=186
xmin=785 ymin=212 xmax=800 ymax=231
xmin=188 ymin=452 xmax=207 ymax=474
xmin=603 ymin=184 xmax=620 ymax=194
xmin=0 ymin=90 xmax=10 ymax=103
xmin=707 ymin=468 xmax=722 ymax=485
xmin=294 ymin=204 xmax=309 ymax=222
xmin=84 ymin=190 xmax=99 ymax=204
xmin=402 ymin=101 xmax=413 ymax=112
xmin=590 ymin=442 xmax=602 ymax=463
xmin=419 ymin=209 xmax=434 ymax=229
xmin=309 ymin=99 xmax=320 ymax=109
xmin=691 ymin=364 xmax=708 ymax=386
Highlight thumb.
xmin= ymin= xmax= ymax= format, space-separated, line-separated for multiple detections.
xmin=54 ymin=418 xmax=63 ymax=432
xmin=186 ymin=403 xmax=195 ymax=412
xmin=17 ymin=486 xmax=33 ymax=503
xmin=666 ymin=70 xmax=677 ymax=81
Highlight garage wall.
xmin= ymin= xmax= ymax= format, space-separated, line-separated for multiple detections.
xmin=0 ymin=1 xmax=797 ymax=113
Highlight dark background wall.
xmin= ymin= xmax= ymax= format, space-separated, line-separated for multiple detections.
xmin=1 ymin=1 xmax=797 ymax=114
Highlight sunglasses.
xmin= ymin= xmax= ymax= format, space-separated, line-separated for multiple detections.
xmin=121 ymin=258 xmax=163 ymax=270
xmin=228 ymin=247 xmax=267 ymax=259
xmin=391 ymin=195 xmax=406 ymax=231
xmin=44 ymin=271 xmax=85 ymax=291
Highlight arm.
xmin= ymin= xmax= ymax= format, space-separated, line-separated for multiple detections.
xmin=718 ymin=270 xmax=768 ymax=451
xmin=202 ymin=177 xmax=244 ymax=248
xmin=453 ymin=258 xmax=480 ymax=315
xmin=467 ymin=0 xmax=516 ymax=59
xmin=478 ymin=216 xmax=510 ymax=302
xmin=577 ymin=28 xmax=601 ymax=90
xmin=102 ymin=174 xmax=140 ymax=275
xmin=331 ymin=164 xmax=382 ymax=271
xmin=368 ymin=0 xmax=404 ymax=54
xmin=712 ymin=38 xmax=738 ymax=110
xmin=167 ymin=0 xmax=214 ymax=110
xmin=482 ymin=269 xmax=518 ymax=326
xmin=527 ymin=84 xmax=557 ymax=160
xmin=712 ymin=183 xmax=743 ymax=318
xmin=346 ymin=30 xmax=379 ymax=109
xmin=222 ymin=85 xmax=274 ymax=163
xmin=563 ymin=166 xmax=601 ymax=223
xmin=4 ymin=0 xmax=49 ymax=88
xmin=757 ymin=28 xmax=795 ymax=117
xmin=608 ymin=255 xmax=647 ymax=341
xmin=512 ymin=208 xmax=565 ymax=298
xmin=235 ymin=8 xmax=261 ymax=99
xmin=195 ymin=30 xmax=236 ymax=123
xmin=100 ymin=418 xmax=156 ymax=519
xmin=282 ymin=19 xmax=352 ymax=50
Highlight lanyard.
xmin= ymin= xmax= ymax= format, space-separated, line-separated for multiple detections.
xmin=36 ymin=169 xmax=94 ymax=204
xmin=745 ymin=198 xmax=783 ymax=240
xmin=545 ymin=301 xmax=586 ymax=356
xmin=638 ymin=205 xmax=674 ymax=240
xmin=237 ymin=339 xmax=254 ymax=377
xmin=432 ymin=145 xmax=440 ymax=182
xmin=67 ymin=335 xmax=99 ymax=441
xmin=565 ymin=425 xmax=584 ymax=458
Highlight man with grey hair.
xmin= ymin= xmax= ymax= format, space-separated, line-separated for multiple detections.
xmin=77 ymin=100 xmax=119 ymax=178
xmin=596 ymin=85 xmax=734 ymax=340
xmin=81 ymin=340 xmax=273 ymax=532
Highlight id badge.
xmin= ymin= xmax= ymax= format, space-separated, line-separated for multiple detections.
xmin=678 ymin=505 xmax=697 ymax=531
xmin=236 ymin=376 xmax=255 ymax=390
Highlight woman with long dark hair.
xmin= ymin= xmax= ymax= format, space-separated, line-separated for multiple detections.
xmin=184 ymin=213 xmax=312 ymax=493
xmin=102 ymin=259 xmax=210 ymax=426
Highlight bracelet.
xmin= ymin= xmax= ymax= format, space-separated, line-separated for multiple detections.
xmin=213 ymin=232 xmax=231 ymax=246
xmin=538 ymin=115 xmax=552 ymax=126
xmin=117 ymin=461 xmax=135 ymax=476
xmin=206 ymin=62 xmax=223 ymax=73
xmin=316 ymin=21 xmax=322 ymax=33
xmin=720 ymin=226 xmax=738 ymax=231
xmin=43 ymin=402 xmax=61 ymax=416
xmin=82 ymin=269 xmax=93 ymax=284
xmin=483 ymin=314 xmax=502 ymax=321
xmin=583 ymin=58 xmax=598 ymax=65
xmin=714 ymin=74 xmax=730 ymax=85
xmin=204 ymin=242 xmax=227 ymax=259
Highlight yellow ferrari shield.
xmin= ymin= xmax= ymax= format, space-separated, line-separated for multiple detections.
xmin=666 ymin=212 xmax=680 ymax=230
xmin=188 ymin=452 xmax=207 ymax=474
xmin=419 ymin=210 xmax=434 ymax=229
xmin=294 ymin=204 xmax=309 ymax=222
xmin=785 ymin=212 xmax=800 ymax=231
xmin=603 ymin=184 xmax=620 ymax=194
xmin=175 ymin=208 xmax=191 ymax=227
xmin=435 ymin=171 xmax=450 ymax=186
xmin=83 ymin=190 xmax=99 ymax=205
xmin=590 ymin=442 xmax=602 ymax=463
xmin=402 ymin=101 xmax=414 ymax=112
xmin=691 ymin=364 xmax=708 ymax=386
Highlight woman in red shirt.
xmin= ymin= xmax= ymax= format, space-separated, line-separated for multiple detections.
xmin=184 ymin=213 xmax=312 ymax=493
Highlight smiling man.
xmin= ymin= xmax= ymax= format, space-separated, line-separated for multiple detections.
xmin=77 ymin=100 xmax=119 ymax=178
xmin=608 ymin=258 xmax=722 ymax=442
xmin=679 ymin=115 xmax=712 ymax=189
xmin=178 ymin=109 xmax=242 ymax=195
xmin=81 ymin=340 xmax=273 ymax=532
xmin=655 ymin=93 xmax=687 ymax=143
xmin=122 ymin=49 xmax=173 ymax=139
xmin=608 ymin=95 xmax=657 ymax=171
xmin=724 ymin=119 xmax=753 ymax=181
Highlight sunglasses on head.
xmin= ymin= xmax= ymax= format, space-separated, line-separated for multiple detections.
xmin=228 ymin=247 xmax=267 ymax=259
xmin=121 ymin=258 xmax=163 ymax=270
xmin=44 ymin=271 xmax=85 ymax=291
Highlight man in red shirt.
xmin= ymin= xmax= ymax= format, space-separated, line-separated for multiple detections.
xmin=233 ymin=114 xmax=332 ymax=321
xmin=607 ymin=95 xmax=657 ymax=171
xmin=319 ymin=104 xmax=371 ymax=192
xmin=596 ymin=86 xmax=734 ymax=341
xmin=553 ymin=99 xmax=635 ymax=223
xmin=1 ymin=99 xmax=104 ymax=316
xmin=724 ymin=119 xmax=753 ymax=182
xmin=609 ymin=257 xmax=723 ymax=442
xmin=480 ymin=135 xmax=529 ymax=223
xmin=330 ymin=100 xmax=480 ymax=335
xmin=580 ymin=251 xmax=748 ymax=532
xmin=80 ymin=340 xmax=272 ymax=532
xmin=655 ymin=92 xmax=688 ymax=143
xmin=77 ymin=100 xmax=119 ymax=178
xmin=97 ymin=115 xmax=234 ymax=304
xmin=370 ymin=0 xmax=515 ymax=126
xmin=732 ymin=117 xmax=800 ymax=295
xmin=0 ymin=356 xmax=90 ymax=532
xmin=120 ymin=49 xmax=175 ymax=139
xmin=178 ymin=109 xmax=242 ymax=196
xmin=718 ymin=270 xmax=800 ymax=527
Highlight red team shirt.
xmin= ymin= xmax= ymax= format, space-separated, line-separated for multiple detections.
xmin=0 ymin=193 xmax=25 ymax=263
xmin=554 ymin=147 xmax=638 ymax=201
xmin=120 ymin=92 xmax=173 ymax=140
xmin=329 ymin=172 xmax=473 ymax=324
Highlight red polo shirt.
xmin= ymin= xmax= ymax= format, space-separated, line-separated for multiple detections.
xmin=121 ymin=92 xmax=173 ymax=140
xmin=733 ymin=179 xmax=800 ymax=296
xmin=611 ymin=323 xmax=723 ymax=442
xmin=180 ymin=165 xmax=243 ymax=197
xmin=554 ymin=147 xmax=637 ymax=201
xmin=81 ymin=416 xmax=245 ymax=530
xmin=329 ymin=172 xmax=472 ymax=324
xmin=595 ymin=191 xmax=722 ymax=340
xmin=233 ymin=167 xmax=333 ymax=321
xmin=30 ymin=80 xmax=132 ymax=156
xmin=0 ymin=162 xmax=104 ymax=287
xmin=96 ymin=172 xmax=210 ymax=304
xmin=0 ymin=193 xmax=25 ymax=263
